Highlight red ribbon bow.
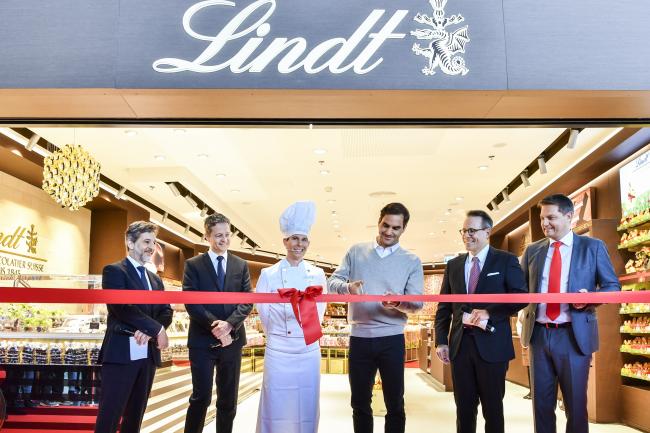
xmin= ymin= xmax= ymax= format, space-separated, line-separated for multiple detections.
xmin=277 ymin=285 xmax=323 ymax=345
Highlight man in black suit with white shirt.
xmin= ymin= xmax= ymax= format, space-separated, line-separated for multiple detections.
xmin=95 ymin=221 xmax=173 ymax=433
xmin=435 ymin=210 xmax=527 ymax=433
xmin=183 ymin=213 xmax=253 ymax=433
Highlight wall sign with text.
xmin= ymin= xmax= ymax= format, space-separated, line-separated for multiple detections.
xmin=0 ymin=224 xmax=47 ymax=275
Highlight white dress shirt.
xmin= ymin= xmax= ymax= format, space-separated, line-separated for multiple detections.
xmin=208 ymin=250 xmax=228 ymax=277
xmin=373 ymin=240 xmax=400 ymax=258
xmin=127 ymin=256 xmax=152 ymax=290
xmin=537 ymin=231 xmax=574 ymax=324
xmin=464 ymin=244 xmax=489 ymax=292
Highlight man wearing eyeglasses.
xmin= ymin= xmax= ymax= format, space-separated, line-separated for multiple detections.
xmin=435 ymin=210 xmax=527 ymax=433
xmin=183 ymin=213 xmax=253 ymax=433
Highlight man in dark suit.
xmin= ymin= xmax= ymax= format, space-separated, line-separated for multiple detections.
xmin=435 ymin=210 xmax=527 ymax=433
xmin=520 ymin=194 xmax=620 ymax=433
xmin=183 ymin=213 xmax=253 ymax=433
xmin=95 ymin=221 xmax=173 ymax=433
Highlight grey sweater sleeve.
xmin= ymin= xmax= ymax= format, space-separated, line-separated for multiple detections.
xmin=328 ymin=248 xmax=353 ymax=294
xmin=393 ymin=257 xmax=424 ymax=314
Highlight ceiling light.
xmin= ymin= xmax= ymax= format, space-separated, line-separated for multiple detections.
xmin=478 ymin=165 xmax=488 ymax=171
xmin=502 ymin=189 xmax=510 ymax=202
xmin=154 ymin=155 xmax=165 ymax=161
xmin=490 ymin=200 xmax=499 ymax=211
xmin=10 ymin=149 xmax=22 ymax=157
xmin=520 ymin=172 xmax=531 ymax=187
xmin=216 ymin=173 xmax=226 ymax=179
xmin=566 ymin=129 xmax=579 ymax=150
xmin=332 ymin=220 xmax=339 ymax=224
xmin=455 ymin=196 xmax=463 ymax=201
xmin=275 ymin=253 xmax=280 ymax=260
xmin=115 ymin=186 xmax=127 ymax=200
xmin=200 ymin=206 xmax=209 ymax=217
xmin=251 ymin=246 xmax=257 ymax=255
xmin=439 ymin=220 xmax=447 ymax=223
xmin=167 ymin=182 xmax=181 ymax=197
xmin=309 ymin=123 xmax=313 ymax=130
xmin=231 ymin=189 xmax=240 ymax=193
xmin=185 ymin=194 xmax=198 ymax=209
xmin=314 ymin=148 xmax=327 ymax=155
xmin=240 ymin=237 xmax=248 ymax=248
xmin=161 ymin=212 xmax=168 ymax=223
xmin=174 ymin=128 xmax=186 ymax=134
xmin=197 ymin=153 xmax=209 ymax=159
xmin=232 ymin=229 xmax=240 ymax=239
xmin=320 ymin=169 xmax=330 ymax=175
xmin=184 ymin=225 xmax=191 ymax=234
xmin=26 ymin=134 xmax=40 ymax=151
xmin=444 ymin=209 xmax=451 ymax=216
xmin=327 ymin=199 xmax=336 ymax=204
xmin=428 ymin=232 xmax=435 ymax=236
xmin=124 ymin=130 xmax=137 ymax=137
xmin=537 ymin=155 xmax=547 ymax=174
xmin=331 ymin=210 xmax=337 ymax=216
xmin=333 ymin=224 xmax=340 ymax=229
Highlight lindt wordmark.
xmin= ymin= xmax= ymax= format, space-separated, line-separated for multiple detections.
xmin=0 ymin=224 xmax=47 ymax=275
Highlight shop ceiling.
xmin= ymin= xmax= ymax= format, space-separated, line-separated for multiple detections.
xmin=25 ymin=125 xmax=621 ymax=265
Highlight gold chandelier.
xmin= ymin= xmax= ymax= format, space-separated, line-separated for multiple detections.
xmin=42 ymin=144 xmax=101 ymax=211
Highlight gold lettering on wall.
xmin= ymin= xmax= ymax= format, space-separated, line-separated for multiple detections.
xmin=0 ymin=224 xmax=47 ymax=275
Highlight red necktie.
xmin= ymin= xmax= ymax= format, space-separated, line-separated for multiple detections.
xmin=546 ymin=241 xmax=563 ymax=321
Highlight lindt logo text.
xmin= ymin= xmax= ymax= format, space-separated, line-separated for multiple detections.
xmin=152 ymin=0 xmax=408 ymax=75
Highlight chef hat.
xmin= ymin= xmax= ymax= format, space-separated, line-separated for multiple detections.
xmin=279 ymin=201 xmax=316 ymax=238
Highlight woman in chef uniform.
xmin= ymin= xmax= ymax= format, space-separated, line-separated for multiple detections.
xmin=256 ymin=201 xmax=327 ymax=433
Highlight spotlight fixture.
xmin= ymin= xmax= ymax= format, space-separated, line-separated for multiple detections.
xmin=161 ymin=212 xmax=168 ymax=223
xmin=537 ymin=155 xmax=547 ymax=174
xmin=275 ymin=253 xmax=280 ymax=260
xmin=232 ymin=229 xmax=240 ymax=238
xmin=26 ymin=134 xmax=40 ymax=151
xmin=501 ymin=189 xmax=510 ymax=202
xmin=185 ymin=194 xmax=198 ymax=209
xmin=115 ymin=186 xmax=127 ymax=200
xmin=240 ymin=237 xmax=248 ymax=248
xmin=200 ymin=206 xmax=209 ymax=217
xmin=520 ymin=172 xmax=531 ymax=187
xmin=490 ymin=200 xmax=499 ymax=211
xmin=566 ymin=129 xmax=579 ymax=150
xmin=184 ymin=225 xmax=190 ymax=234
xmin=251 ymin=246 xmax=257 ymax=255
xmin=167 ymin=182 xmax=181 ymax=197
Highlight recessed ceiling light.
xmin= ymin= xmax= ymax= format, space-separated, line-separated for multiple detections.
xmin=428 ymin=232 xmax=435 ymax=236
xmin=327 ymin=199 xmax=336 ymax=204
xmin=216 ymin=173 xmax=226 ymax=179
xmin=314 ymin=148 xmax=327 ymax=155
xmin=455 ymin=196 xmax=463 ymax=201
xmin=331 ymin=211 xmax=337 ymax=216
xmin=320 ymin=169 xmax=330 ymax=175
xmin=333 ymin=224 xmax=340 ymax=229
xmin=478 ymin=165 xmax=489 ymax=171
xmin=493 ymin=142 xmax=507 ymax=148
xmin=154 ymin=155 xmax=165 ymax=161
xmin=197 ymin=153 xmax=209 ymax=159
xmin=124 ymin=130 xmax=137 ymax=137
xmin=231 ymin=189 xmax=240 ymax=193
xmin=174 ymin=128 xmax=186 ymax=134
xmin=439 ymin=220 xmax=447 ymax=223
xmin=332 ymin=220 xmax=339 ymax=224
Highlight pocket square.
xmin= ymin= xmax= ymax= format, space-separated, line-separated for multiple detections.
xmin=487 ymin=272 xmax=500 ymax=277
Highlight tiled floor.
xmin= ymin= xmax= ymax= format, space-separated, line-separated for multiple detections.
xmin=204 ymin=369 xmax=642 ymax=433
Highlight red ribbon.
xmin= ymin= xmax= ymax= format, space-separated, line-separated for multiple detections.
xmin=1 ymin=287 xmax=650 ymax=304
xmin=277 ymin=286 xmax=323 ymax=346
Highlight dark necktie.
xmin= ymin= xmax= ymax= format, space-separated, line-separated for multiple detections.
xmin=467 ymin=257 xmax=480 ymax=294
xmin=137 ymin=266 xmax=150 ymax=290
xmin=546 ymin=241 xmax=563 ymax=321
xmin=216 ymin=256 xmax=225 ymax=291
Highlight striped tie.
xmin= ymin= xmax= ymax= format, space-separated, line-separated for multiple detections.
xmin=467 ymin=257 xmax=480 ymax=294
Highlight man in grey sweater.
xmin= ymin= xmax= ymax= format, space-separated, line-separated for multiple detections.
xmin=328 ymin=202 xmax=424 ymax=433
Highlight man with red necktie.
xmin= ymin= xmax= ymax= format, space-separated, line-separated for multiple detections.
xmin=435 ymin=210 xmax=527 ymax=433
xmin=520 ymin=194 xmax=620 ymax=433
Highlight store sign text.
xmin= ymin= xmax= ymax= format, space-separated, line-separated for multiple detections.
xmin=152 ymin=0 xmax=408 ymax=75
xmin=0 ymin=224 xmax=46 ymax=275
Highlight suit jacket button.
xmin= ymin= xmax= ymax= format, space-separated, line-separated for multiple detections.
xmin=288 ymin=331 xmax=292 ymax=335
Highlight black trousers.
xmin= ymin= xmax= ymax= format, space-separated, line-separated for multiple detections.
xmin=530 ymin=325 xmax=591 ymax=433
xmin=184 ymin=345 xmax=242 ymax=433
xmin=450 ymin=331 xmax=509 ymax=433
xmin=349 ymin=334 xmax=405 ymax=433
xmin=94 ymin=358 xmax=156 ymax=433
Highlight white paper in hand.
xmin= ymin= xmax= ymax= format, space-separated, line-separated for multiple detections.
xmin=129 ymin=336 xmax=148 ymax=361
xmin=462 ymin=312 xmax=489 ymax=331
